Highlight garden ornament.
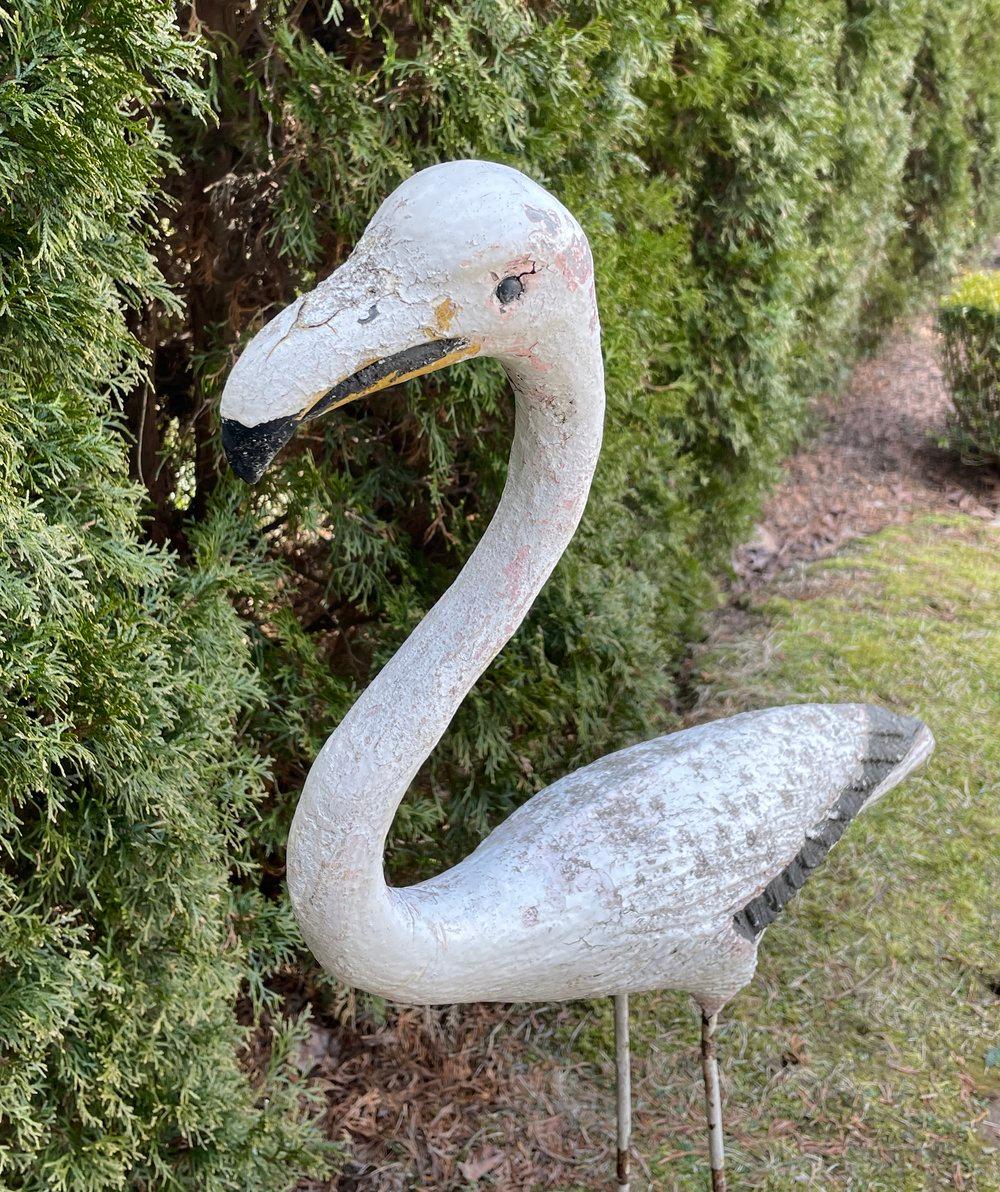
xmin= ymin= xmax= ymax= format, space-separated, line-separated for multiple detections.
xmin=220 ymin=160 xmax=934 ymax=1190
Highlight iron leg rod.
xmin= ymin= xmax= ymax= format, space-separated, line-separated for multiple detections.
xmin=614 ymin=993 xmax=631 ymax=1192
xmin=700 ymin=1011 xmax=727 ymax=1192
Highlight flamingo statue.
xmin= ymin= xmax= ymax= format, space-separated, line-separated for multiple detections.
xmin=220 ymin=161 xmax=933 ymax=1190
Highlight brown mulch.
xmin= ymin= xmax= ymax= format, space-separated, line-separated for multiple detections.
xmin=298 ymin=1004 xmax=593 ymax=1190
xmin=733 ymin=314 xmax=999 ymax=587
xmin=287 ymin=303 xmax=999 ymax=1190
xmin=285 ymin=998 xmax=617 ymax=1190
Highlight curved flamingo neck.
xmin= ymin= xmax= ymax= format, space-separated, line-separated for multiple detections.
xmin=286 ymin=337 xmax=604 ymax=987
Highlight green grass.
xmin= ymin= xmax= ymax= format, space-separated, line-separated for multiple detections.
xmin=560 ymin=517 xmax=999 ymax=1190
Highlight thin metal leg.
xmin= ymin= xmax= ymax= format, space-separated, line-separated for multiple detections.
xmin=614 ymin=993 xmax=631 ymax=1192
xmin=700 ymin=1011 xmax=726 ymax=1192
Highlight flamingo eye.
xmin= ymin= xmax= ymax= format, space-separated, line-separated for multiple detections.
xmin=495 ymin=276 xmax=524 ymax=305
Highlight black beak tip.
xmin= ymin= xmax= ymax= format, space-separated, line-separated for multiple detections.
xmin=221 ymin=414 xmax=298 ymax=485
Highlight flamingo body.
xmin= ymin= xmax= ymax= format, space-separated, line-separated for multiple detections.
xmin=298 ymin=703 xmax=931 ymax=1009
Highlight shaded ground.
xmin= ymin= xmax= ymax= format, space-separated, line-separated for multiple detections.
xmin=292 ymin=1002 xmax=607 ymax=1189
xmin=291 ymin=306 xmax=1000 ymax=1189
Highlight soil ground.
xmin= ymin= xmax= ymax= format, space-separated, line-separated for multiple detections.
xmin=294 ymin=304 xmax=999 ymax=1190
xmin=732 ymin=313 xmax=998 ymax=589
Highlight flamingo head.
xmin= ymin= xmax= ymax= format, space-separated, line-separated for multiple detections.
xmin=220 ymin=159 xmax=598 ymax=484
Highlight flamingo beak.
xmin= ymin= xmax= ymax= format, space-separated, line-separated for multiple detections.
xmin=221 ymin=335 xmax=478 ymax=485
xmin=221 ymin=413 xmax=299 ymax=485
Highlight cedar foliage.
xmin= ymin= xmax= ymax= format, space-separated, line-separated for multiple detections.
xmin=0 ymin=3 xmax=329 ymax=1186
xmin=2 ymin=2 xmax=1000 ymax=1185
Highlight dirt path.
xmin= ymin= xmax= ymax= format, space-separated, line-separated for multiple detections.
xmin=300 ymin=302 xmax=999 ymax=1190
xmin=734 ymin=314 xmax=999 ymax=587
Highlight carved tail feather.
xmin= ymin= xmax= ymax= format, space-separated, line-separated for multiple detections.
xmin=733 ymin=707 xmax=934 ymax=940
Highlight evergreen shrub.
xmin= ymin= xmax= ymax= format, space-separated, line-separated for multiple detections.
xmin=0 ymin=3 xmax=329 ymax=1186
xmin=938 ymin=271 xmax=1000 ymax=460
